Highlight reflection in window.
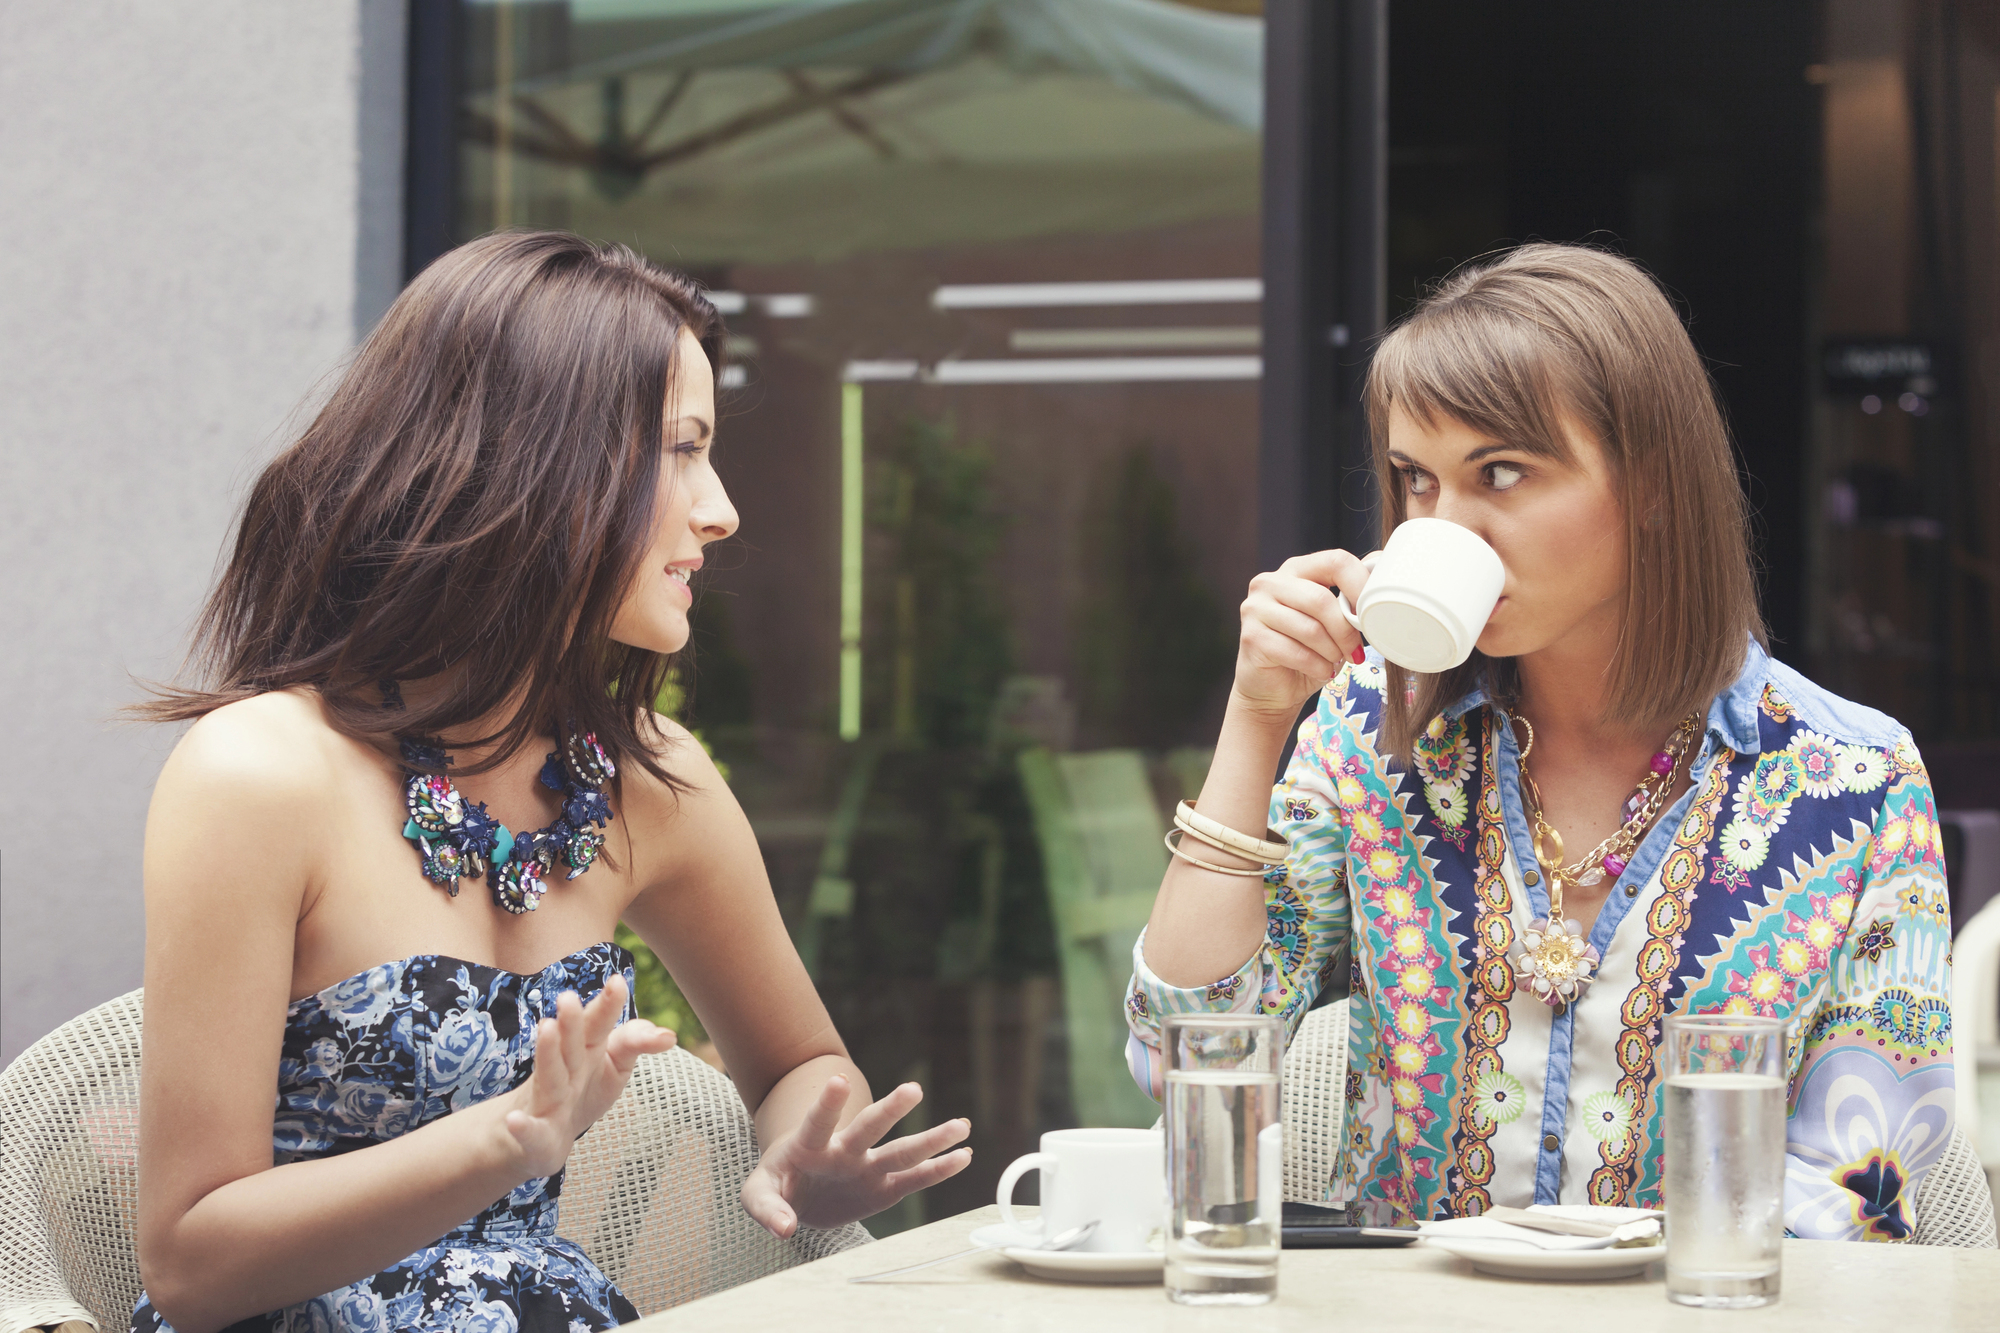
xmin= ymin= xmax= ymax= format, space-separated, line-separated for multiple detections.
xmin=455 ymin=0 xmax=1264 ymax=1231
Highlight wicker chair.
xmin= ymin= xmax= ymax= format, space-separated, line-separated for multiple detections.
xmin=1274 ymin=998 xmax=1996 ymax=1244
xmin=1280 ymin=999 xmax=1351 ymax=1204
xmin=0 ymin=990 xmax=869 ymax=1333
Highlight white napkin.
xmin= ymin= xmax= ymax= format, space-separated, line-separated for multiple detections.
xmin=1418 ymin=1205 xmax=1661 ymax=1251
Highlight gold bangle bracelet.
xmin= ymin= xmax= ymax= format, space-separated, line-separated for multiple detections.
xmin=1164 ymin=829 xmax=1269 ymax=877
xmin=1176 ymin=800 xmax=1289 ymax=864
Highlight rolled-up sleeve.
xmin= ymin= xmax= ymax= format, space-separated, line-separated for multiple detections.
xmin=1124 ymin=677 xmax=1357 ymax=1098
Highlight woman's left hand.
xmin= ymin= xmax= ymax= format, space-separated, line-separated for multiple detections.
xmin=739 ymin=1077 xmax=972 ymax=1236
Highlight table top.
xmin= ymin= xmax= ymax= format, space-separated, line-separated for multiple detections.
xmin=631 ymin=1205 xmax=2000 ymax=1332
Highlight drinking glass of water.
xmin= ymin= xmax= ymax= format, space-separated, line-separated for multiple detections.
xmin=1161 ymin=1012 xmax=1283 ymax=1306
xmin=1662 ymin=1012 xmax=1787 ymax=1309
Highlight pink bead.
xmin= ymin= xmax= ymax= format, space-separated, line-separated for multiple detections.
xmin=1649 ymin=751 xmax=1673 ymax=775
xmin=1623 ymin=790 xmax=1646 ymax=820
xmin=1602 ymin=853 xmax=1628 ymax=879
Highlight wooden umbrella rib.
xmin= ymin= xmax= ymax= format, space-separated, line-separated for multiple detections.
xmin=632 ymin=70 xmax=697 ymax=151
xmin=459 ymin=107 xmax=595 ymax=168
xmin=783 ymin=68 xmax=898 ymax=160
xmin=637 ymin=66 xmax=910 ymax=173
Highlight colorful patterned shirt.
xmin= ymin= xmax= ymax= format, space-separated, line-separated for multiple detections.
xmin=1125 ymin=641 xmax=1955 ymax=1240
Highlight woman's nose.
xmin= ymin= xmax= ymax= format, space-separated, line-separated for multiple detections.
xmin=694 ymin=483 xmax=740 ymax=541
xmin=1429 ymin=490 xmax=1484 ymax=537
xmin=1425 ymin=498 xmax=1495 ymax=551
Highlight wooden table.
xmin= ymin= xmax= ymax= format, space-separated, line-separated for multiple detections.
xmin=632 ymin=1205 xmax=2000 ymax=1332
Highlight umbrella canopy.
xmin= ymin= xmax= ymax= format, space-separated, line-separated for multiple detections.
xmin=466 ymin=0 xmax=1262 ymax=264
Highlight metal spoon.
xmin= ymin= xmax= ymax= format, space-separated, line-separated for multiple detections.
xmin=848 ymin=1219 xmax=1100 ymax=1283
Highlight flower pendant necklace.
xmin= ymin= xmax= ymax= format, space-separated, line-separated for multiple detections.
xmin=398 ymin=729 xmax=617 ymax=915
xmin=1510 ymin=711 xmax=1699 ymax=1009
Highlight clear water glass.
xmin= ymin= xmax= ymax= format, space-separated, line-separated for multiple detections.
xmin=1162 ymin=1012 xmax=1283 ymax=1306
xmin=1661 ymin=1013 xmax=1787 ymax=1309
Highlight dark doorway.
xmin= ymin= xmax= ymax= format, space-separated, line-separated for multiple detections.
xmin=1386 ymin=1 xmax=1820 ymax=657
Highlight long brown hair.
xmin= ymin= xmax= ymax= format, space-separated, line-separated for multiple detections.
xmin=136 ymin=230 xmax=725 ymax=785
xmin=1366 ymin=243 xmax=1766 ymax=757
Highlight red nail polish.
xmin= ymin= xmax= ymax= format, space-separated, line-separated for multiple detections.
xmin=1350 ymin=645 xmax=1366 ymax=665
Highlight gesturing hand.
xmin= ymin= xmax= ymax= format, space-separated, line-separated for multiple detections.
xmin=740 ymin=1077 xmax=972 ymax=1237
xmin=1234 ymin=548 xmax=1373 ymax=717
xmin=503 ymin=974 xmax=677 ymax=1179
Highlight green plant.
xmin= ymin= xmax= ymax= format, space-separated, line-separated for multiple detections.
xmin=874 ymin=415 xmax=1014 ymax=749
xmin=1074 ymin=445 xmax=1234 ymax=749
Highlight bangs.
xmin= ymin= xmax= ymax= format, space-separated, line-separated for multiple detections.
xmin=1366 ymin=297 xmax=1603 ymax=468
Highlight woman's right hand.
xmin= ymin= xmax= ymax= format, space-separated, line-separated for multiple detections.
xmin=1233 ymin=549 xmax=1374 ymax=718
xmin=502 ymin=974 xmax=677 ymax=1179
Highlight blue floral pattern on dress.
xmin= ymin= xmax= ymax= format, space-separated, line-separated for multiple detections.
xmin=132 ymin=943 xmax=641 ymax=1333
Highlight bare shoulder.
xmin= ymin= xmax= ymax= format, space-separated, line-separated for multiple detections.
xmin=627 ymin=713 xmax=725 ymax=794
xmin=155 ymin=689 xmax=351 ymax=819
xmin=143 ymin=691 xmax=358 ymax=956
xmin=620 ymin=713 xmax=749 ymax=841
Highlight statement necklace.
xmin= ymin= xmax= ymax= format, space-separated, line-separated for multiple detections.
xmin=1509 ymin=711 xmax=1700 ymax=1009
xmin=399 ymin=731 xmax=617 ymax=915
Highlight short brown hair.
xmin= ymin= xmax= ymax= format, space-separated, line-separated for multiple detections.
xmin=1365 ymin=243 xmax=1765 ymax=757
xmin=136 ymin=230 xmax=725 ymax=787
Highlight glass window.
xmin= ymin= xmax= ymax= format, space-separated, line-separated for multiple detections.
xmin=454 ymin=0 xmax=1264 ymax=1231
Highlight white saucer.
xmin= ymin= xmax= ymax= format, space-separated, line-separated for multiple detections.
xmin=969 ymin=1223 xmax=1164 ymax=1283
xmin=1420 ymin=1237 xmax=1663 ymax=1281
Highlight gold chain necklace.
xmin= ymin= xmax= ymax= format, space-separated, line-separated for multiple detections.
xmin=1510 ymin=712 xmax=1700 ymax=1009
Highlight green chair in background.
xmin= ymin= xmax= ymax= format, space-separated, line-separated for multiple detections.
xmin=1017 ymin=747 xmax=1170 ymax=1129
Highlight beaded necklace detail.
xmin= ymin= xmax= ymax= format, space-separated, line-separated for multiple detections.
xmin=399 ymin=730 xmax=617 ymax=915
xmin=1509 ymin=711 xmax=1700 ymax=1009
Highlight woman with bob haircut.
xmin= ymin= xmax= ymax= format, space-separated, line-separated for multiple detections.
xmin=127 ymin=231 xmax=971 ymax=1333
xmin=1128 ymin=243 xmax=1954 ymax=1239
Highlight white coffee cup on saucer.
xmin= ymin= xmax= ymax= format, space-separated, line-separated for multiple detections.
xmin=1333 ymin=517 xmax=1505 ymax=673
xmin=996 ymin=1127 xmax=1164 ymax=1254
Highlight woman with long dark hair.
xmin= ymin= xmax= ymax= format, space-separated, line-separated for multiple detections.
xmin=1128 ymin=244 xmax=1955 ymax=1239
xmin=129 ymin=232 xmax=970 ymax=1332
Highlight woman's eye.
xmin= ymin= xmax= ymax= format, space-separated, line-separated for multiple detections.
xmin=672 ymin=441 xmax=706 ymax=459
xmin=1403 ymin=468 xmax=1436 ymax=496
xmin=1486 ymin=462 xmax=1524 ymax=491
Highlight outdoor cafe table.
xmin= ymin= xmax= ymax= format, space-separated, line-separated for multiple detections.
xmin=630 ymin=1205 xmax=2000 ymax=1332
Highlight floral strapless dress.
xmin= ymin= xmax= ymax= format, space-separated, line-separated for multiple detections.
xmin=132 ymin=942 xmax=641 ymax=1333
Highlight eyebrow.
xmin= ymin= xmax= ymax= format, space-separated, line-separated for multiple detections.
xmin=672 ymin=416 xmax=714 ymax=441
xmin=1385 ymin=443 xmax=1516 ymax=467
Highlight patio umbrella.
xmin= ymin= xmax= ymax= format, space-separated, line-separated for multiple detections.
xmin=466 ymin=0 xmax=1262 ymax=264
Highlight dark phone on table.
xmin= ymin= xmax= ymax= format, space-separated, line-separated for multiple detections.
xmin=1280 ymin=1201 xmax=1421 ymax=1248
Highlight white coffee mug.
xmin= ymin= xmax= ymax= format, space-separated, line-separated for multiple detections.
xmin=995 ymin=1127 xmax=1164 ymax=1254
xmin=1333 ymin=517 xmax=1505 ymax=673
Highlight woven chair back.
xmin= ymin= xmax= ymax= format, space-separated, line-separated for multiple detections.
xmin=0 ymin=991 xmax=869 ymax=1333
xmin=1281 ymin=1000 xmax=1350 ymax=1205
xmin=0 ymin=990 xmax=144 ymax=1333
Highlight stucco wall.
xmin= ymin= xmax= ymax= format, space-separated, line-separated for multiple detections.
xmin=0 ymin=1 xmax=406 ymax=1063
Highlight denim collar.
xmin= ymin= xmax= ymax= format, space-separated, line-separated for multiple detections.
xmin=1439 ymin=683 xmax=1489 ymax=723
xmin=1433 ymin=636 xmax=1767 ymax=755
xmin=1707 ymin=638 xmax=1768 ymax=757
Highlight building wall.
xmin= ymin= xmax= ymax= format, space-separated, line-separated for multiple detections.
xmin=0 ymin=1 xmax=406 ymax=1063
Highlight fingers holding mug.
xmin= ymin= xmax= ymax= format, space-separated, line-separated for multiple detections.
xmin=1272 ymin=549 xmax=1376 ymax=661
xmin=1325 ymin=552 xmax=1383 ymax=642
